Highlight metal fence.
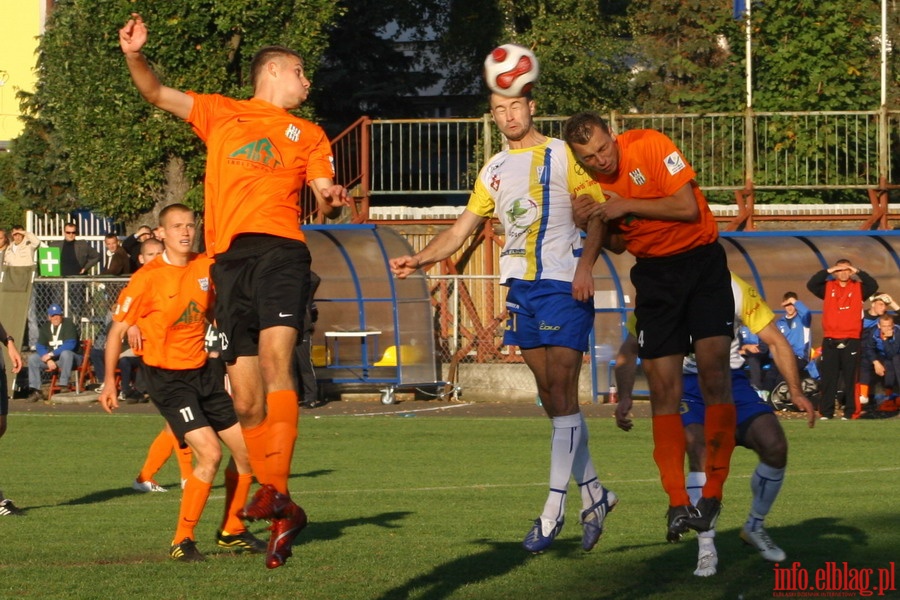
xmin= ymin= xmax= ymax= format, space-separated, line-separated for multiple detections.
xmin=26 ymin=277 xmax=128 ymax=348
xmin=357 ymin=110 xmax=898 ymax=199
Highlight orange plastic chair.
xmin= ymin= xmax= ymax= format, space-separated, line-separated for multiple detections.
xmin=47 ymin=339 xmax=94 ymax=401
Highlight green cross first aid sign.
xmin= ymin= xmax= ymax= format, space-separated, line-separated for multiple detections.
xmin=38 ymin=246 xmax=61 ymax=277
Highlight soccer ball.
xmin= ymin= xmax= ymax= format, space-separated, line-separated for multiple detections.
xmin=483 ymin=44 xmax=539 ymax=98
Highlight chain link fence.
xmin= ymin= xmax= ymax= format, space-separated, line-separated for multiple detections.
xmin=26 ymin=277 xmax=129 ymax=347
xmin=13 ymin=277 xmax=128 ymax=393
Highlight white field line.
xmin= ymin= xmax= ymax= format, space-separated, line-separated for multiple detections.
xmin=294 ymin=466 xmax=900 ymax=496
xmin=13 ymin=412 xmax=898 ymax=496
xmin=323 ymin=403 xmax=475 ymax=417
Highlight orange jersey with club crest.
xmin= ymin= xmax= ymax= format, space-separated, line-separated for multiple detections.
xmin=113 ymin=253 xmax=214 ymax=370
xmin=595 ymin=129 xmax=718 ymax=258
xmin=186 ymin=93 xmax=336 ymax=257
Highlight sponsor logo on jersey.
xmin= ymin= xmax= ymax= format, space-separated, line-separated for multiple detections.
xmin=173 ymin=299 xmax=205 ymax=329
xmin=504 ymin=198 xmax=538 ymax=235
xmin=664 ymin=151 xmax=686 ymax=175
xmin=198 ymin=277 xmax=209 ymax=292
xmin=229 ymin=138 xmax=283 ymax=169
xmin=490 ymin=173 xmax=500 ymax=191
xmin=539 ymin=321 xmax=561 ymax=331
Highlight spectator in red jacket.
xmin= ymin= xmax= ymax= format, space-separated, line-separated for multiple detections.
xmin=807 ymin=259 xmax=878 ymax=420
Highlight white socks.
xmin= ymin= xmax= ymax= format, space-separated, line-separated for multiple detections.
xmin=539 ymin=413 xmax=582 ymax=526
xmin=746 ymin=462 xmax=785 ymax=531
xmin=687 ymin=471 xmax=716 ymax=540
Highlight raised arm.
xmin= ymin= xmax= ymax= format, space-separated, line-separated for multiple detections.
xmin=389 ymin=209 xmax=486 ymax=279
xmin=119 ymin=14 xmax=194 ymax=120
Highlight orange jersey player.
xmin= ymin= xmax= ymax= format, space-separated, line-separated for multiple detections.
xmin=119 ymin=12 xmax=349 ymax=568
xmin=565 ymin=112 xmax=736 ymax=544
xmin=98 ymin=204 xmax=263 ymax=562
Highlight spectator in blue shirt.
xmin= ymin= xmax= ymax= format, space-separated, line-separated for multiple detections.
xmin=860 ymin=314 xmax=900 ymax=410
xmin=862 ymin=293 xmax=899 ymax=332
xmin=739 ymin=325 xmax=770 ymax=390
xmin=776 ymin=292 xmax=812 ymax=365
xmin=26 ymin=304 xmax=82 ymax=402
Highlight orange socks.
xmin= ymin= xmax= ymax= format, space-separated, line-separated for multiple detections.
xmin=265 ymin=390 xmax=299 ymax=495
xmin=240 ymin=390 xmax=299 ymax=494
xmin=221 ymin=468 xmax=253 ymax=534
xmin=173 ymin=474 xmax=212 ymax=543
xmin=652 ymin=413 xmax=690 ymax=506
xmin=242 ymin=421 xmax=270 ymax=486
xmin=174 ymin=441 xmax=194 ymax=483
xmin=702 ymin=403 xmax=737 ymax=500
xmin=137 ymin=429 xmax=173 ymax=483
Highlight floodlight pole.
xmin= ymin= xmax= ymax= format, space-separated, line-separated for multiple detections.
xmin=739 ymin=2 xmax=756 ymax=230
xmin=881 ymin=0 xmax=888 ymax=108
xmin=875 ymin=0 xmax=889 ymax=229
xmin=745 ymin=1 xmax=752 ymax=109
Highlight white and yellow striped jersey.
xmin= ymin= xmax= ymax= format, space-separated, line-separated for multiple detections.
xmin=466 ymin=138 xmax=604 ymax=284
xmin=683 ymin=272 xmax=776 ymax=373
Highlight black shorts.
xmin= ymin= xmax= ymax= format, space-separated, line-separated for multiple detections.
xmin=631 ymin=242 xmax=734 ymax=360
xmin=211 ymin=235 xmax=312 ymax=362
xmin=0 ymin=369 xmax=7 ymax=416
xmin=142 ymin=358 xmax=238 ymax=446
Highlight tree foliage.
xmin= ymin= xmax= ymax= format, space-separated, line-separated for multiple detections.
xmin=10 ymin=0 xmax=340 ymax=222
xmin=438 ymin=0 xmax=632 ymax=116
xmin=312 ymin=0 xmax=446 ymax=130
xmin=748 ymin=0 xmax=883 ymax=111
xmin=6 ymin=0 xmax=900 ymax=218
xmin=629 ymin=0 xmax=744 ymax=112
xmin=629 ymin=0 xmax=886 ymax=112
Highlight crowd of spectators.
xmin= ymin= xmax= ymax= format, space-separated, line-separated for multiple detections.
xmin=2 ymin=222 xmax=322 ymax=408
xmin=2 ymin=223 xmax=155 ymax=402
xmin=736 ymin=260 xmax=899 ymax=419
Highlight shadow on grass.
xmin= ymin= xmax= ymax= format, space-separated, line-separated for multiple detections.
xmin=57 ymin=486 xmax=148 ymax=506
xmin=290 ymin=469 xmax=336 ymax=481
xmin=298 ymin=510 xmax=413 ymax=545
xmin=374 ymin=539 xmax=530 ymax=600
xmin=52 ymin=469 xmax=337 ymax=507
xmin=361 ymin=517 xmax=891 ymax=600
xmin=577 ymin=518 xmax=880 ymax=600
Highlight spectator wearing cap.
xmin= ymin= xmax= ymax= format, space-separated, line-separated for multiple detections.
xmin=25 ymin=304 xmax=82 ymax=402
xmin=862 ymin=293 xmax=899 ymax=332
